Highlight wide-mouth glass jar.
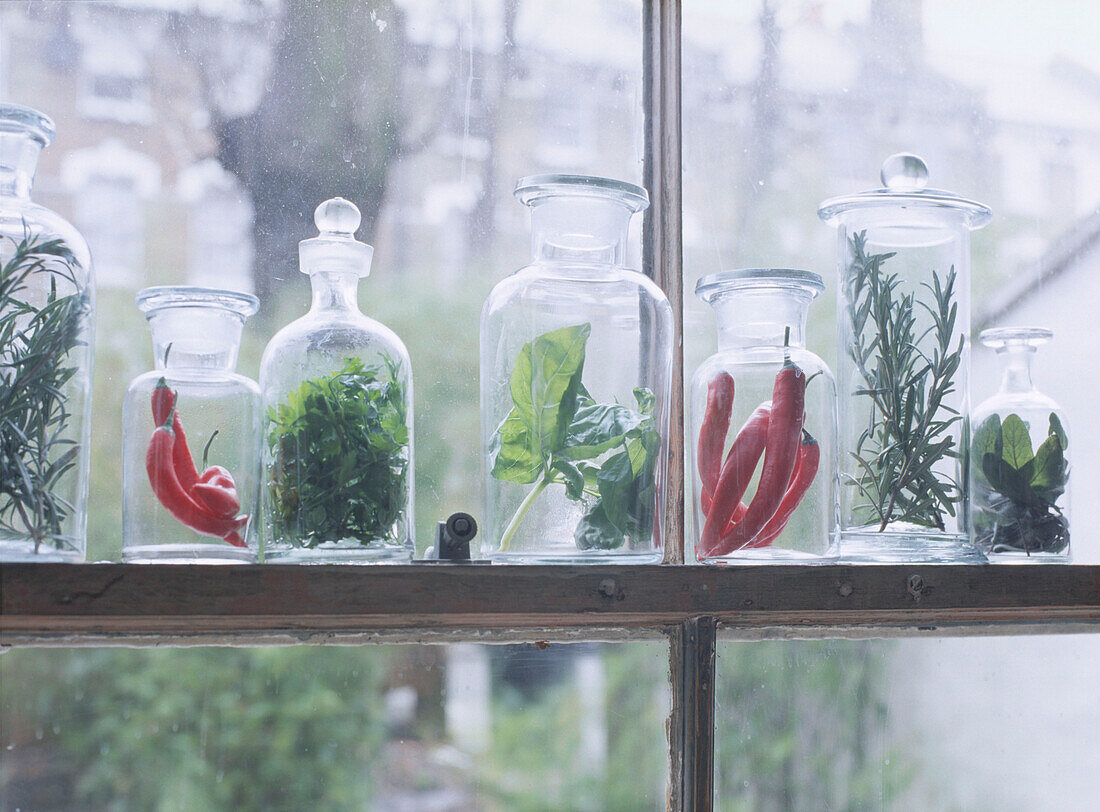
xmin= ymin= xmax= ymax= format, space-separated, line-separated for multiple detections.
xmin=1 ymin=103 xmax=95 ymax=562
xmin=970 ymin=327 xmax=1070 ymax=562
xmin=123 ymin=286 xmax=260 ymax=563
xmin=819 ymin=153 xmax=990 ymax=563
xmin=480 ymin=174 xmax=674 ymax=563
xmin=260 ymin=198 xmax=413 ymax=563
xmin=690 ymin=269 xmax=837 ymax=562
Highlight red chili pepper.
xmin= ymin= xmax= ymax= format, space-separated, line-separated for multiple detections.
xmin=190 ymin=482 xmax=241 ymax=518
xmin=699 ymin=403 xmax=771 ymax=556
xmin=152 ymin=378 xmax=200 ymax=490
xmin=698 ymin=372 xmax=734 ymax=513
xmin=744 ymin=430 xmax=819 ymax=549
xmin=711 ymin=362 xmax=806 ymax=555
xmin=147 ymin=403 xmax=247 ymax=543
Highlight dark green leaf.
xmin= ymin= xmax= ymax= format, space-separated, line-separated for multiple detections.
xmin=574 ymin=502 xmax=624 ymax=550
xmin=489 ymin=410 xmax=543 ymax=483
xmin=552 ymin=459 xmax=586 ymax=501
xmin=556 ymin=403 xmax=645 ymax=461
xmin=1030 ymin=433 xmax=1066 ymax=503
xmin=1049 ymin=413 xmax=1067 ymax=450
xmin=999 ymin=413 xmax=1034 ymax=470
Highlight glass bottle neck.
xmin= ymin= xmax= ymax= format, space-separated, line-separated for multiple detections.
xmin=529 ymin=197 xmax=632 ymax=267
xmin=0 ymin=132 xmax=42 ymax=200
xmin=309 ymin=271 xmax=361 ymax=314
xmin=708 ymin=289 xmax=810 ymax=350
xmin=997 ymin=346 xmax=1037 ymax=394
xmin=149 ymin=308 xmax=244 ymax=373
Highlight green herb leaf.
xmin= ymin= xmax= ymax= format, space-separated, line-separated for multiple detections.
xmin=552 ymin=459 xmax=586 ymax=501
xmin=972 ymin=414 xmax=1002 ymax=468
xmin=508 ymin=323 xmax=590 ymax=458
xmin=1049 ymin=413 xmax=1067 ymax=450
xmin=999 ymin=413 xmax=1034 ymax=471
xmin=574 ymin=502 xmax=622 ymax=550
xmin=633 ymin=387 xmax=656 ymax=416
xmin=489 ymin=411 xmax=542 ymax=483
xmin=1030 ymin=432 xmax=1066 ymax=503
xmin=556 ymin=403 xmax=645 ymax=461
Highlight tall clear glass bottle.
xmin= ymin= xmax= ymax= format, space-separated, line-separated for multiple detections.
xmin=0 ymin=104 xmax=95 ymax=561
xmin=819 ymin=154 xmax=991 ymax=563
xmin=970 ymin=328 xmax=1070 ymax=562
xmin=260 ymin=198 xmax=413 ymax=563
xmin=690 ymin=270 xmax=837 ymax=562
xmin=123 ymin=287 xmax=260 ymax=563
xmin=480 ymin=174 xmax=673 ymax=563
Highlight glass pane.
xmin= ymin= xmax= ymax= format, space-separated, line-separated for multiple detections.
xmin=1 ymin=0 xmax=644 ymax=560
xmin=2 ymin=641 xmax=669 ymax=809
xmin=682 ymin=1 xmax=1100 ymax=561
xmin=715 ymin=636 xmax=1100 ymax=809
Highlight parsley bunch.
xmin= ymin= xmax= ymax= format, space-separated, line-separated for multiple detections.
xmin=267 ymin=355 xmax=409 ymax=548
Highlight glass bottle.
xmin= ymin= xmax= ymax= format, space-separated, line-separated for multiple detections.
xmin=123 ymin=287 xmax=260 ymax=563
xmin=819 ymin=154 xmax=991 ymax=563
xmin=260 ymin=198 xmax=413 ymax=563
xmin=690 ymin=270 xmax=837 ymax=562
xmin=0 ymin=104 xmax=95 ymax=562
xmin=480 ymin=174 xmax=673 ymax=563
xmin=970 ymin=328 xmax=1070 ymax=562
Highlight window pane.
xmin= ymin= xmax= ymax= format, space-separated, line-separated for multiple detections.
xmin=715 ymin=636 xmax=1100 ymax=810
xmin=2 ymin=641 xmax=669 ymax=809
xmin=682 ymin=1 xmax=1100 ymax=561
xmin=1 ymin=0 xmax=644 ymax=560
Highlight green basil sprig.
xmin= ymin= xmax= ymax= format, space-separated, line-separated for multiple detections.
xmin=972 ymin=412 xmax=1069 ymax=554
xmin=490 ymin=323 xmax=659 ymax=552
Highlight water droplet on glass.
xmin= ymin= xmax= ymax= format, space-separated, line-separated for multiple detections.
xmin=880 ymin=153 xmax=929 ymax=191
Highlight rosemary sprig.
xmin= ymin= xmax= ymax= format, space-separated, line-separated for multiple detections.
xmin=0 ymin=225 xmax=89 ymax=551
xmin=845 ymin=231 xmax=964 ymax=532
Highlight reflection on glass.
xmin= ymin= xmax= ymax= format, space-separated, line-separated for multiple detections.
xmin=1 ymin=642 xmax=669 ymax=809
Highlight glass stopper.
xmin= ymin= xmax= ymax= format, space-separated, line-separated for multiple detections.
xmin=314 ymin=197 xmax=361 ymax=236
xmin=980 ymin=326 xmax=1053 ymax=351
xmin=880 ymin=153 xmax=929 ymax=191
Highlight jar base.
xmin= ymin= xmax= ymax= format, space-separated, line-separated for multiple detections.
xmin=0 ymin=538 xmax=83 ymax=562
xmin=123 ymin=543 xmax=256 ymax=564
xmin=488 ymin=550 xmax=663 ymax=565
xmin=264 ymin=544 xmax=412 ymax=564
xmin=700 ymin=548 xmax=838 ymax=565
xmin=980 ymin=550 xmax=1071 ymax=564
xmin=839 ymin=526 xmax=986 ymax=564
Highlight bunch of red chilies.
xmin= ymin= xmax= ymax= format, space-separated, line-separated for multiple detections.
xmin=697 ymin=362 xmax=818 ymax=557
xmin=146 ymin=379 xmax=248 ymax=547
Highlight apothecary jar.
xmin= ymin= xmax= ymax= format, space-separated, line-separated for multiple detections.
xmin=260 ymin=198 xmax=414 ymax=563
xmin=123 ymin=287 xmax=260 ymax=563
xmin=970 ymin=328 xmax=1070 ymax=562
xmin=819 ymin=153 xmax=990 ymax=563
xmin=480 ymin=174 xmax=673 ymax=563
xmin=0 ymin=104 xmax=95 ymax=562
xmin=690 ymin=269 xmax=837 ymax=563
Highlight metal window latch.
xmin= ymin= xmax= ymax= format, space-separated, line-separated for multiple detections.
xmin=419 ymin=512 xmax=489 ymax=564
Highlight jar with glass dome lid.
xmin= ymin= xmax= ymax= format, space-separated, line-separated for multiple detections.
xmin=819 ymin=153 xmax=991 ymax=563
xmin=0 ymin=103 xmax=95 ymax=562
xmin=480 ymin=174 xmax=673 ymax=563
xmin=970 ymin=327 xmax=1070 ymax=562
xmin=123 ymin=287 xmax=261 ymax=563
xmin=689 ymin=269 xmax=837 ymax=562
xmin=259 ymin=197 xmax=413 ymax=563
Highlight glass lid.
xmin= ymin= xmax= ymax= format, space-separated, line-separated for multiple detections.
xmin=696 ymin=268 xmax=825 ymax=302
xmin=0 ymin=103 xmax=55 ymax=146
xmin=514 ymin=174 xmax=649 ymax=212
xmin=818 ymin=153 xmax=992 ymax=228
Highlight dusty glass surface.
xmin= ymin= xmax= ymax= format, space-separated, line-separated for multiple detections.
xmin=714 ymin=636 xmax=1100 ymax=811
xmin=1 ymin=641 xmax=670 ymax=810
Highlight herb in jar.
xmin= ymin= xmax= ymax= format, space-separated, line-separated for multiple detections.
xmin=490 ymin=323 xmax=659 ymax=552
xmin=267 ymin=355 xmax=409 ymax=547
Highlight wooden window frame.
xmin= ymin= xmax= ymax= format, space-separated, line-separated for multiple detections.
xmin=2 ymin=3 xmax=1099 ymax=810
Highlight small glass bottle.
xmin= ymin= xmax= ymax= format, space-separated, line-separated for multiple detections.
xmin=690 ymin=270 xmax=837 ymax=562
xmin=1 ymin=104 xmax=95 ymax=562
xmin=123 ymin=287 xmax=260 ymax=563
xmin=819 ymin=153 xmax=991 ymax=563
xmin=260 ymin=198 xmax=413 ymax=563
xmin=480 ymin=174 xmax=673 ymax=563
xmin=970 ymin=328 xmax=1070 ymax=562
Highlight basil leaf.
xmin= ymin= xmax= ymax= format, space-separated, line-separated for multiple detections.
xmin=557 ymin=403 xmax=645 ymax=461
xmin=552 ymin=459 xmax=586 ymax=501
xmin=1000 ymin=413 xmax=1034 ymax=470
xmin=1049 ymin=413 xmax=1068 ymax=450
xmin=508 ymin=323 xmax=591 ymax=458
xmin=1030 ymin=432 xmax=1066 ymax=503
xmin=972 ymin=414 xmax=1002 ymax=471
xmin=574 ymin=502 xmax=624 ymax=550
xmin=596 ymin=450 xmax=635 ymax=533
xmin=634 ymin=387 xmax=656 ymax=416
xmin=489 ymin=409 xmax=543 ymax=483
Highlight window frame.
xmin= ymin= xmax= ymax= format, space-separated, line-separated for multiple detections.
xmin=2 ymin=3 xmax=1100 ymax=810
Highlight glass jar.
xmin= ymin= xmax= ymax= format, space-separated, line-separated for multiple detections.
xmin=819 ymin=154 xmax=991 ymax=563
xmin=122 ymin=287 xmax=260 ymax=563
xmin=970 ymin=328 xmax=1070 ymax=562
xmin=480 ymin=174 xmax=673 ymax=563
xmin=260 ymin=198 xmax=413 ymax=563
xmin=0 ymin=104 xmax=95 ymax=562
xmin=690 ymin=270 xmax=836 ymax=562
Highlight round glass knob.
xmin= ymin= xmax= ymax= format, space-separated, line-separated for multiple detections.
xmin=880 ymin=153 xmax=929 ymax=191
xmin=314 ymin=197 xmax=361 ymax=235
